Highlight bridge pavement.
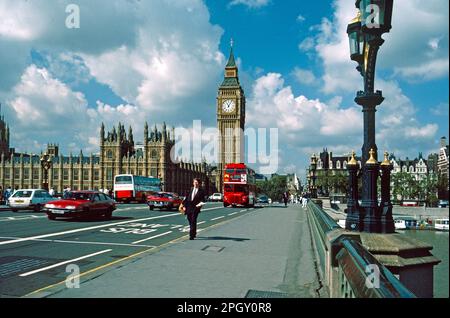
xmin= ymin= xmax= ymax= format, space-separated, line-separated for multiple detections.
xmin=15 ymin=204 xmax=321 ymax=298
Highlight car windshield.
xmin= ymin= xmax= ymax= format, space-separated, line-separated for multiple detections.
xmin=153 ymin=193 xmax=173 ymax=198
xmin=12 ymin=191 xmax=33 ymax=198
xmin=64 ymin=192 xmax=93 ymax=200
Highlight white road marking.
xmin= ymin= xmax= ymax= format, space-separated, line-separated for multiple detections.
xmin=19 ymin=249 xmax=112 ymax=277
xmin=0 ymin=236 xmax=155 ymax=248
xmin=240 ymin=209 xmax=247 ymax=212
xmin=132 ymin=231 xmax=173 ymax=244
xmin=229 ymin=212 xmax=239 ymax=216
xmin=0 ymin=213 xmax=181 ymax=246
xmin=197 ymin=221 xmax=206 ymax=225
xmin=201 ymin=207 xmax=224 ymax=212
xmin=0 ymin=215 xmax=47 ymax=222
xmin=211 ymin=216 xmax=225 ymax=221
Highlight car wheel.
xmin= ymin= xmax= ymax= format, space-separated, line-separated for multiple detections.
xmin=223 ymin=203 xmax=229 ymax=208
xmin=34 ymin=204 xmax=42 ymax=212
xmin=12 ymin=208 xmax=18 ymax=213
xmin=149 ymin=205 xmax=154 ymax=211
xmin=104 ymin=209 xmax=113 ymax=219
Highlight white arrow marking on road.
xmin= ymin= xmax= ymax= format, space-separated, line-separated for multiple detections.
xmin=0 ymin=213 xmax=180 ymax=246
xmin=19 ymin=249 xmax=112 ymax=277
xmin=132 ymin=231 xmax=173 ymax=244
xmin=211 ymin=216 xmax=225 ymax=221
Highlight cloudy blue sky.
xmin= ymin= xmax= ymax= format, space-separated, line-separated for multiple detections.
xmin=0 ymin=0 xmax=448 ymax=180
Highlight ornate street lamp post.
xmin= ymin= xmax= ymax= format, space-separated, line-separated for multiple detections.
xmin=310 ymin=154 xmax=318 ymax=199
xmin=346 ymin=0 xmax=394 ymax=233
xmin=306 ymin=168 xmax=311 ymax=195
xmin=40 ymin=152 xmax=52 ymax=191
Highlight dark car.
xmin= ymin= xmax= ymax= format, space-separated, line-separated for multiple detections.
xmin=438 ymin=200 xmax=449 ymax=208
xmin=44 ymin=191 xmax=116 ymax=220
xmin=147 ymin=192 xmax=183 ymax=211
xmin=256 ymin=195 xmax=270 ymax=204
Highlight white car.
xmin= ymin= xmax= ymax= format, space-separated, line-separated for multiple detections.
xmin=210 ymin=193 xmax=223 ymax=202
xmin=8 ymin=189 xmax=55 ymax=212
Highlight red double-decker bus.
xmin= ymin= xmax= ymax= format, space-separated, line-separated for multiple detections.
xmin=223 ymin=163 xmax=257 ymax=208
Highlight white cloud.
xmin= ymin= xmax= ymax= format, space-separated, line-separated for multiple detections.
xmin=393 ymin=58 xmax=449 ymax=82
xmin=247 ymin=73 xmax=440 ymax=164
xmin=292 ymin=67 xmax=316 ymax=85
xmin=247 ymin=73 xmax=362 ymax=147
xmin=297 ymin=14 xmax=306 ymax=23
xmin=5 ymin=65 xmax=147 ymax=154
xmin=229 ymin=0 xmax=271 ymax=9
xmin=79 ymin=1 xmax=225 ymax=113
xmin=431 ymin=103 xmax=449 ymax=116
xmin=302 ymin=0 xmax=449 ymax=93
xmin=298 ymin=37 xmax=315 ymax=52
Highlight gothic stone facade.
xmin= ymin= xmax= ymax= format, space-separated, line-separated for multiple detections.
xmin=0 ymin=118 xmax=214 ymax=196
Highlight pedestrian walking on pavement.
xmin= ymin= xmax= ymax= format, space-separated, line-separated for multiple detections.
xmin=182 ymin=178 xmax=206 ymax=240
xmin=302 ymin=196 xmax=308 ymax=208
xmin=283 ymin=191 xmax=289 ymax=208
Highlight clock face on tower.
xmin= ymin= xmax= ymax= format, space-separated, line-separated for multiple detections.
xmin=222 ymin=99 xmax=236 ymax=113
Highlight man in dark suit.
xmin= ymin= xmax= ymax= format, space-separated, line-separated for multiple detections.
xmin=182 ymin=178 xmax=206 ymax=240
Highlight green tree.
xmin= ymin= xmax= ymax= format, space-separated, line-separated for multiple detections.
xmin=437 ymin=173 xmax=449 ymax=200
xmin=258 ymin=175 xmax=287 ymax=202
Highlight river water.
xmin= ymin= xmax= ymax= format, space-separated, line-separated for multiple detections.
xmin=399 ymin=230 xmax=449 ymax=298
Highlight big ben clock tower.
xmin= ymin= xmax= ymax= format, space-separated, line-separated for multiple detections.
xmin=216 ymin=41 xmax=246 ymax=192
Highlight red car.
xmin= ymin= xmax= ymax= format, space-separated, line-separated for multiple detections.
xmin=44 ymin=191 xmax=116 ymax=220
xmin=147 ymin=192 xmax=182 ymax=211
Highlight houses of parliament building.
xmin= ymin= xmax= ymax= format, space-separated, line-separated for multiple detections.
xmin=0 ymin=115 xmax=214 ymax=196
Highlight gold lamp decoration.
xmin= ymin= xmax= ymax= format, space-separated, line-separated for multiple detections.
xmin=348 ymin=151 xmax=358 ymax=165
xmin=380 ymin=151 xmax=391 ymax=166
xmin=366 ymin=149 xmax=377 ymax=164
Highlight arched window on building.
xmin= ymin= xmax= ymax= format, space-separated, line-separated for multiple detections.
xmin=402 ymin=166 xmax=407 ymax=173
xmin=151 ymin=150 xmax=158 ymax=159
xmin=107 ymin=150 xmax=113 ymax=159
xmin=343 ymin=161 xmax=347 ymax=169
xmin=336 ymin=161 xmax=341 ymax=169
xmin=409 ymin=166 xmax=414 ymax=173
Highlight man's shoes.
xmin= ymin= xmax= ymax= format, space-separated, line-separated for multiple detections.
xmin=189 ymin=237 xmax=195 ymax=240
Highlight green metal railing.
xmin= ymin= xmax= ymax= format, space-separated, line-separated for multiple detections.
xmin=306 ymin=200 xmax=415 ymax=298
xmin=336 ymin=239 xmax=415 ymax=298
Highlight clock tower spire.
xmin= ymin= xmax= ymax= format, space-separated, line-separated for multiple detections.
xmin=216 ymin=40 xmax=246 ymax=192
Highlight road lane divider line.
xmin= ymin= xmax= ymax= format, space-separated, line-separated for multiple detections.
xmin=19 ymin=249 xmax=112 ymax=277
xmin=197 ymin=221 xmax=206 ymax=225
xmin=239 ymin=209 xmax=247 ymax=212
xmin=132 ymin=231 xmax=173 ymax=244
xmin=211 ymin=216 xmax=225 ymax=221
xmin=0 ymin=213 xmax=182 ymax=247
xmin=229 ymin=212 xmax=239 ymax=216
xmin=0 ymin=236 xmax=155 ymax=248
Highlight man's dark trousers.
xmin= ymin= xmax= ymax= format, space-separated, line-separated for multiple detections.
xmin=187 ymin=212 xmax=199 ymax=239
